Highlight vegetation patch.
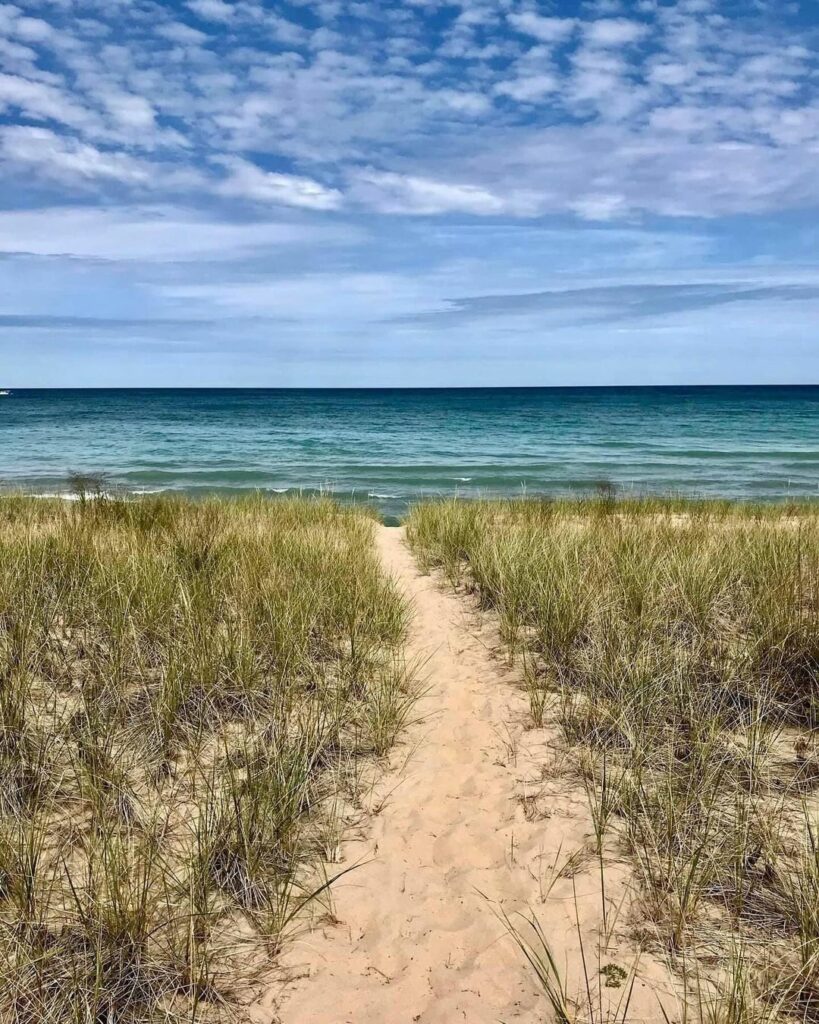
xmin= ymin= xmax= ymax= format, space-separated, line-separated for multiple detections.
xmin=408 ymin=496 xmax=819 ymax=1021
xmin=0 ymin=493 xmax=411 ymax=1021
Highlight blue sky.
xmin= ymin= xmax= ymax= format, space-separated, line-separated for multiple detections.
xmin=0 ymin=0 xmax=817 ymax=386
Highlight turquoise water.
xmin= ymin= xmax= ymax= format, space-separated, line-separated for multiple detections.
xmin=0 ymin=387 xmax=816 ymax=517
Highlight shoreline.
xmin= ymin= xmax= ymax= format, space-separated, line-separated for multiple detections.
xmin=3 ymin=486 xmax=819 ymax=524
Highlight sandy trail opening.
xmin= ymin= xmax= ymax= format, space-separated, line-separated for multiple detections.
xmin=251 ymin=526 xmax=677 ymax=1024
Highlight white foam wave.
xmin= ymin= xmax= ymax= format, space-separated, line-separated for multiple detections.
xmin=27 ymin=487 xmax=168 ymax=500
xmin=28 ymin=491 xmax=82 ymax=501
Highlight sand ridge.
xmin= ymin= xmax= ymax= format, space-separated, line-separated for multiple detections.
xmin=250 ymin=525 xmax=677 ymax=1024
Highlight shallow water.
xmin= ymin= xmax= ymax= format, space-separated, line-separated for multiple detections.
xmin=1 ymin=386 xmax=816 ymax=517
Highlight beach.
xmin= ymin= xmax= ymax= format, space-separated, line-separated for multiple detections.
xmin=0 ymin=491 xmax=817 ymax=1023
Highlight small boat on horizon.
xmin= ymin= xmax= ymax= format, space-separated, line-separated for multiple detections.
xmin=0 ymin=390 xmax=11 ymax=396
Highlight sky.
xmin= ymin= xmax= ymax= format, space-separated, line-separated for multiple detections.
xmin=0 ymin=0 xmax=817 ymax=387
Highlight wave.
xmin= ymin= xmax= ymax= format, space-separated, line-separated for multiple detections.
xmin=27 ymin=491 xmax=83 ymax=501
xmin=26 ymin=487 xmax=172 ymax=500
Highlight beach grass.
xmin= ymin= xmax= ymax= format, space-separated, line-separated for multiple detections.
xmin=406 ymin=495 xmax=819 ymax=1020
xmin=0 ymin=493 xmax=411 ymax=1022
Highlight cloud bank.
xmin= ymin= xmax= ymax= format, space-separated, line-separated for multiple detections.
xmin=0 ymin=0 xmax=817 ymax=384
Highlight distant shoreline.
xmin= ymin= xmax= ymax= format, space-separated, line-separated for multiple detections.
xmin=3 ymin=383 xmax=819 ymax=392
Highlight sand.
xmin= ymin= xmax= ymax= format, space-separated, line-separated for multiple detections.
xmin=250 ymin=526 xmax=680 ymax=1024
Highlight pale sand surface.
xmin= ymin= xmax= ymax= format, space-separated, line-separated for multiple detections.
xmin=249 ymin=526 xmax=680 ymax=1024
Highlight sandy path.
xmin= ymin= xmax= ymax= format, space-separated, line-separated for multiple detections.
xmin=250 ymin=526 xmax=677 ymax=1024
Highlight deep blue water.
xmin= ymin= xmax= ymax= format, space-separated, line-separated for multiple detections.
xmin=0 ymin=387 xmax=816 ymax=517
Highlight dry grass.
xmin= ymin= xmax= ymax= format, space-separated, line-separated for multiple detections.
xmin=407 ymin=495 xmax=819 ymax=1022
xmin=0 ymin=493 xmax=411 ymax=1022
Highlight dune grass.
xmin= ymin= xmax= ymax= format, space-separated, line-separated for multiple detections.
xmin=0 ymin=493 xmax=411 ymax=1022
xmin=407 ymin=496 xmax=819 ymax=1021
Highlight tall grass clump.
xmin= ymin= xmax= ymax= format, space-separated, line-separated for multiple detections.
xmin=407 ymin=496 xmax=819 ymax=1020
xmin=0 ymin=493 xmax=411 ymax=1021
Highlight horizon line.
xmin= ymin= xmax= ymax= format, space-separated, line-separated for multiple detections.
xmin=3 ymin=383 xmax=819 ymax=392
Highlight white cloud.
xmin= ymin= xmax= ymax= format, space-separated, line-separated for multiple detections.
xmin=648 ymin=105 xmax=707 ymax=134
xmin=567 ymin=47 xmax=631 ymax=111
xmin=160 ymin=272 xmax=429 ymax=320
xmin=507 ymin=13 xmax=577 ymax=44
xmin=569 ymin=192 xmax=630 ymax=221
xmin=467 ymin=118 xmax=819 ymax=220
xmin=435 ymin=89 xmax=491 ymax=115
xmin=0 ymin=205 xmax=358 ymax=260
xmin=0 ymin=4 xmax=20 ymax=35
xmin=648 ymin=60 xmax=694 ymax=87
xmin=217 ymin=156 xmax=343 ymax=210
xmin=350 ymin=170 xmax=542 ymax=216
xmin=13 ymin=15 xmax=56 ymax=42
xmin=101 ymin=92 xmax=156 ymax=130
xmin=156 ymin=21 xmax=210 ymax=45
xmin=0 ymin=37 xmax=37 ymax=65
xmin=1 ymin=125 xmax=149 ymax=183
xmin=496 ymin=73 xmax=559 ymax=103
xmin=0 ymin=72 xmax=96 ymax=132
xmin=585 ymin=18 xmax=649 ymax=46
xmin=186 ymin=0 xmax=235 ymax=22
